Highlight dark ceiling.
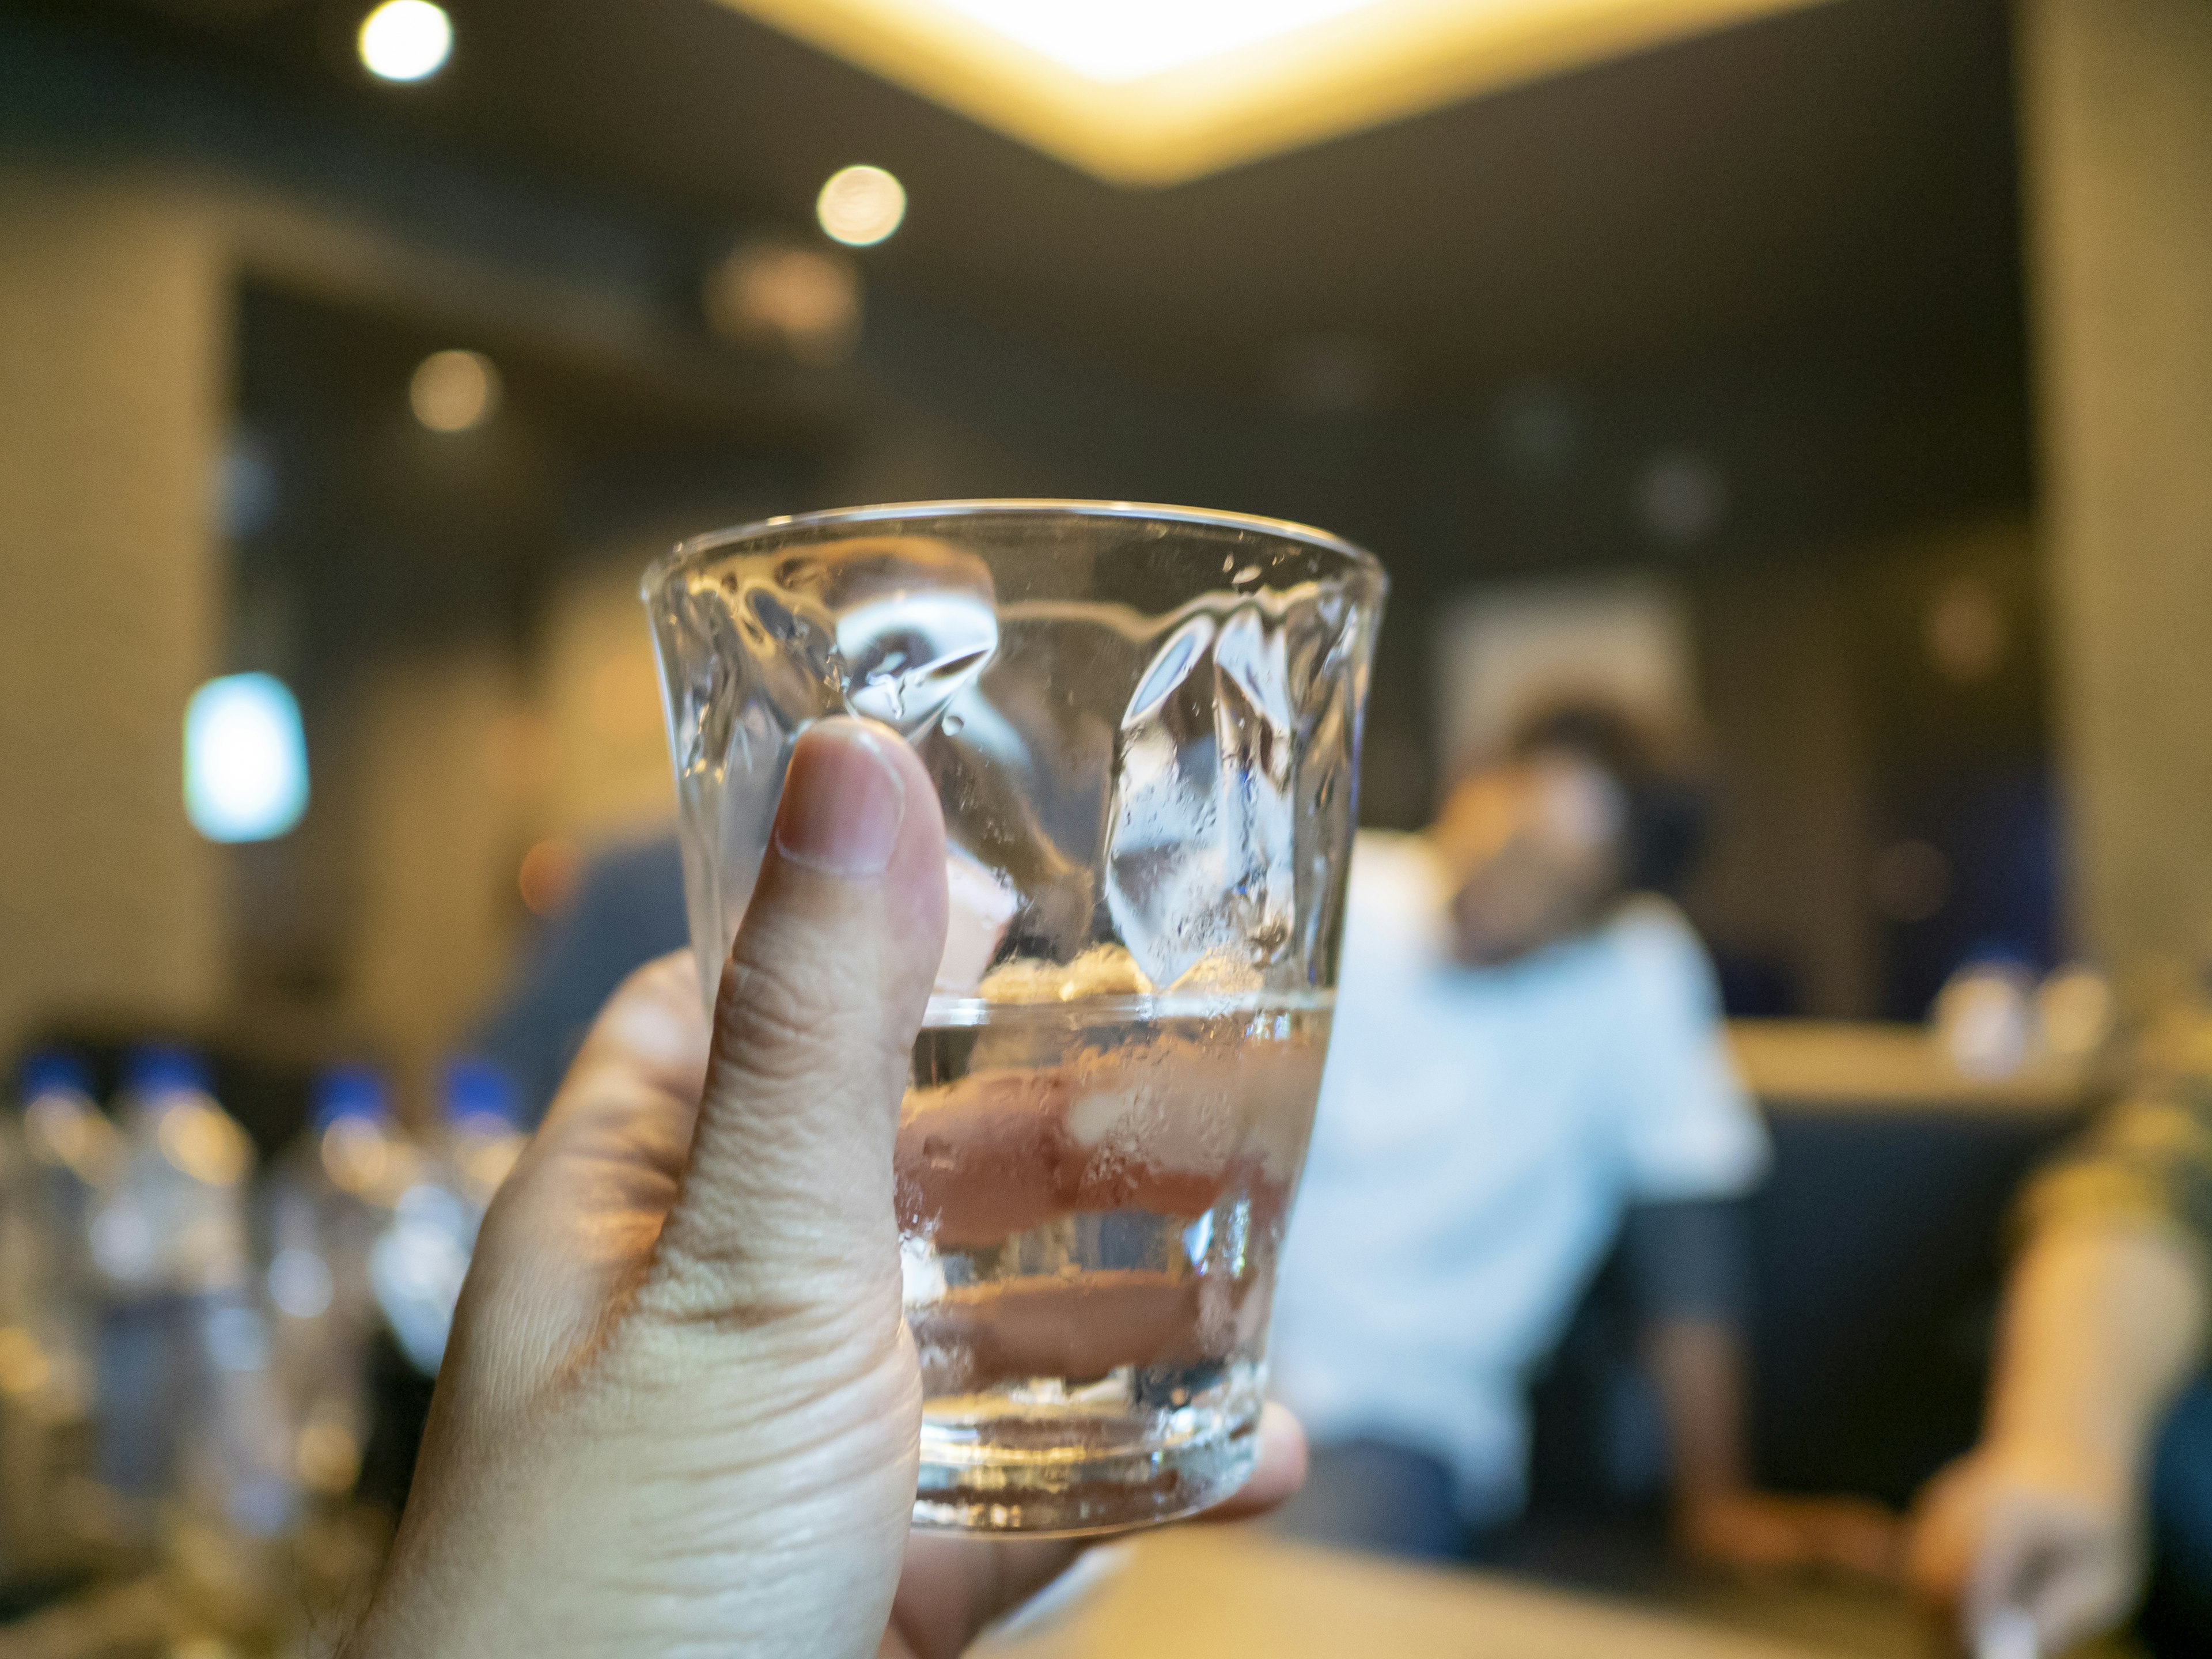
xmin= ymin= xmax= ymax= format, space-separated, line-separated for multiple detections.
xmin=55 ymin=0 xmax=2025 ymax=407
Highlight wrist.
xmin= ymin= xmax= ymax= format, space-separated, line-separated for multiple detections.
xmin=1979 ymin=1413 xmax=2142 ymax=1507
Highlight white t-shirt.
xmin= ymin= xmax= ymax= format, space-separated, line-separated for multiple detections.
xmin=1268 ymin=832 xmax=1768 ymax=1521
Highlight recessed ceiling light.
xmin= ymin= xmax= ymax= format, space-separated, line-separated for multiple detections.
xmin=716 ymin=0 xmax=1838 ymax=185
xmin=410 ymin=350 xmax=500 ymax=431
xmin=817 ymin=165 xmax=908 ymax=245
xmin=358 ymin=0 xmax=453 ymax=84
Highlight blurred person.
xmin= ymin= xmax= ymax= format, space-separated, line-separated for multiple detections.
xmin=344 ymin=720 xmax=1306 ymax=1659
xmin=1910 ymin=1018 xmax=2212 ymax=1656
xmin=1267 ymin=700 xmax=1897 ymax=1571
xmin=478 ymin=832 xmax=690 ymax=1123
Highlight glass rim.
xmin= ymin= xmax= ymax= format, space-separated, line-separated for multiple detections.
xmin=639 ymin=498 xmax=1385 ymax=600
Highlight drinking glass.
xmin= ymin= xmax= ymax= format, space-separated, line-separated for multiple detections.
xmin=642 ymin=501 xmax=1384 ymax=1534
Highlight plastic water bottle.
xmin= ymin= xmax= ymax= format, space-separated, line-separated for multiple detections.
xmin=267 ymin=1064 xmax=410 ymax=1504
xmin=371 ymin=1056 xmax=525 ymax=1376
xmin=0 ymin=1052 xmax=107 ymax=1579
xmin=442 ymin=1055 xmax=527 ymax=1213
xmin=88 ymin=1046 xmax=293 ymax=1546
xmin=16 ymin=1050 xmax=119 ymax=1286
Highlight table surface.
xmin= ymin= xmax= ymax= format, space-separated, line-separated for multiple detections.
xmin=972 ymin=1529 xmax=1874 ymax=1659
xmin=1727 ymin=1019 xmax=2100 ymax=1115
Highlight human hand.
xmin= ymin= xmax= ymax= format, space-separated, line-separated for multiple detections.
xmin=1677 ymin=1486 xmax=1902 ymax=1578
xmin=1908 ymin=1438 xmax=2144 ymax=1656
xmin=343 ymin=718 xmax=1304 ymax=1659
xmin=882 ymin=1415 xmax=1302 ymax=1659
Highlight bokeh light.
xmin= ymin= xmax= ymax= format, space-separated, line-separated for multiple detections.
xmin=1635 ymin=449 xmax=1729 ymax=546
xmin=410 ymin=349 xmax=500 ymax=432
xmin=816 ymin=165 xmax=907 ymax=247
xmin=1926 ymin=577 xmax=2008 ymax=683
xmin=704 ymin=239 xmax=862 ymax=362
xmin=358 ymin=1 xmax=453 ymax=83
xmin=184 ymin=673 xmax=309 ymax=843
xmin=518 ymin=838 xmax=582 ymax=917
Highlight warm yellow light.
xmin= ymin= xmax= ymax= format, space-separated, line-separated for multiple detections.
xmin=410 ymin=349 xmax=500 ymax=432
xmin=358 ymin=0 xmax=452 ymax=83
xmin=930 ymin=0 xmax=1389 ymax=84
xmin=715 ymin=0 xmax=1839 ymax=186
xmin=817 ymin=165 xmax=908 ymax=245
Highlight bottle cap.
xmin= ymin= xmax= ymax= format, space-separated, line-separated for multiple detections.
xmin=16 ymin=1049 xmax=94 ymax=1101
xmin=120 ymin=1043 xmax=211 ymax=1097
xmin=311 ymin=1063 xmax=391 ymax=1131
xmin=441 ymin=1055 xmax=521 ymax=1127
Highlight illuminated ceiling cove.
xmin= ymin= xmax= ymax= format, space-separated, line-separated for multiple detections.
xmin=713 ymin=0 xmax=1838 ymax=185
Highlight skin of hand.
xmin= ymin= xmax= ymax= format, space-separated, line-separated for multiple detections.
xmin=339 ymin=717 xmax=1305 ymax=1659
xmin=1647 ymin=1317 xmax=1903 ymax=1579
xmin=1908 ymin=1221 xmax=2211 ymax=1654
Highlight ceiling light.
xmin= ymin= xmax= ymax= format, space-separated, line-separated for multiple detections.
xmin=816 ymin=165 xmax=907 ymax=245
xmin=716 ymin=0 xmax=1838 ymax=186
xmin=928 ymin=0 xmax=1389 ymax=84
xmin=185 ymin=674 xmax=309 ymax=843
xmin=410 ymin=349 xmax=499 ymax=432
xmin=358 ymin=1 xmax=453 ymax=84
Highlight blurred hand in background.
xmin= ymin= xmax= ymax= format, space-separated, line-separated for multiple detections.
xmin=1910 ymin=1221 xmax=2209 ymax=1655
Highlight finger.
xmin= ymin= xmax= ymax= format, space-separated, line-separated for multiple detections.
xmin=885 ymin=1406 xmax=1307 ymax=1659
xmin=908 ymin=1271 xmax=1205 ymax=1389
xmin=1204 ymin=1402 xmax=1309 ymax=1521
xmin=897 ymin=1035 xmax=1318 ymax=1249
xmin=643 ymin=718 xmax=949 ymax=1330
xmin=460 ymin=953 xmax=712 ymax=1349
xmin=544 ymin=949 xmax=715 ymax=1143
xmin=887 ymin=1536 xmax=1086 ymax=1659
xmin=516 ymin=952 xmax=716 ymax=1219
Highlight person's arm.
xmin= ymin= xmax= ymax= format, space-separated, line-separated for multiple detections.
xmin=1600 ymin=913 xmax=1895 ymax=1573
xmin=1645 ymin=1314 xmax=1750 ymax=1509
xmin=1911 ymin=1219 xmax=2211 ymax=1652
xmin=1627 ymin=1200 xmax=1900 ymax=1574
xmin=1989 ymin=1221 xmax=2208 ymax=1494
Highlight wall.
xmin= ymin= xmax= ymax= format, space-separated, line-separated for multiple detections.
xmin=0 ymin=176 xmax=228 ymax=1056
xmin=1688 ymin=556 xmax=1878 ymax=1018
xmin=344 ymin=648 xmax=528 ymax=1105
xmin=536 ymin=551 xmax=679 ymax=853
xmin=2019 ymin=0 xmax=2212 ymax=984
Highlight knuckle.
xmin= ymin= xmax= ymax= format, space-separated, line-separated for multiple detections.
xmin=631 ymin=1243 xmax=906 ymax=1362
xmin=715 ymin=943 xmax=897 ymax=1093
xmin=717 ymin=952 xmax=843 ymax=1076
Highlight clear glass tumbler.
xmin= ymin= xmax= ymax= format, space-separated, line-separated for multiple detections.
xmin=642 ymin=501 xmax=1385 ymax=1534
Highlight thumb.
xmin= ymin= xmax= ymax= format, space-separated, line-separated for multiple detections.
xmin=644 ymin=717 xmax=948 ymax=1333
